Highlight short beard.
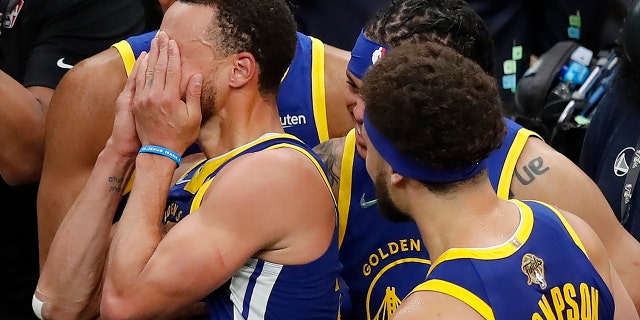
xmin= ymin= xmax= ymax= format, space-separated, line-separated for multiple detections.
xmin=199 ymin=71 xmax=218 ymax=124
xmin=374 ymin=173 xmax=413 ymax=223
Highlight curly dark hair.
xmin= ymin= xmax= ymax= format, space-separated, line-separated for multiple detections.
xmin=178 ymin=0 xmax=297 ymax=96
xmin=363 ymin=0 xmax=495 ymax=75
xmin=361 ymin=41 xmax=506 ymax=190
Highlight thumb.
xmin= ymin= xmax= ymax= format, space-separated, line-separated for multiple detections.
xmin=186 ymin=73 xmax=203 ymax=119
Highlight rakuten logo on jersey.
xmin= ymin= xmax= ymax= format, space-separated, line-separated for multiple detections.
xmin=280 ymin=114 xmax=307 ymax=129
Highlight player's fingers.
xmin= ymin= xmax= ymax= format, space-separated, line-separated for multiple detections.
xmin=134 ymin=52 xmax=150 ymax=101
xmin=145 ymin=36 xmax=159 ymax=89
xmin=125 ymin=51 xmax=146 ymax=92
xmin=152 ymin=31 xmax=169 ymax=91
xmin=165 ymin=39 xmax=181 ymax=98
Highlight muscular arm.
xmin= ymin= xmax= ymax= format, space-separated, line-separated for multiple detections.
xmin=313 ymin=136 xmax=346 ymax=199
xmin=0 ymin=70 xmax=51 ymax=185
xmin=102 ymin=150 xmax=336 ymax=318
xmin=35 ymin=50 xmax=144 ymax=319
xmin=37 ymin=47 xmax=126 ymax=268
xmin=511 ymin=137 xmax=640 ymax=312
xmin=36 ymin=146 xmax=135 ymax=320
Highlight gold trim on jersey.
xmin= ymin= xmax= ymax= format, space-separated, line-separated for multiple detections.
xmin=496 ymin=128 xmax=542 ymax=199
xmin=427 ymin=199 xmax=533 ymax=275
xmin=188 ymin=133 xmax=335 ymax=211
xmin=338 ymin=129 xmax=357 ymax=248
xmin=309 ymin=36 xmax=330 ymax=143
xmin=411 ymin=279 xmax=495 ymax=320
xmin=527 ymin=200 xmax=587 ymax=255
xmin=112 ymin=40 xmax=136 ymax=76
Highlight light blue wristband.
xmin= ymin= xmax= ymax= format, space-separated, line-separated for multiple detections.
xmin=138 ymin=145 xmax=182 ymax=166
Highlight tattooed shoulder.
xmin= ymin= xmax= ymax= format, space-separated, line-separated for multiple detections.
xmin=313 ymin=137 xmax=345 ymax=191
xmin=513 ymin=156 xmax=550 ymax=186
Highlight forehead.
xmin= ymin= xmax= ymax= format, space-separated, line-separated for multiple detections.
xmin=160 ymin=2 xmax=214 ymax=44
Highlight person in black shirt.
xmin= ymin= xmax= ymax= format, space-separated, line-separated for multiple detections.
xmin=0 ymin=0 xmax=144 ymax=318
xmin=580 ymin=0 xmax=640 ymax=243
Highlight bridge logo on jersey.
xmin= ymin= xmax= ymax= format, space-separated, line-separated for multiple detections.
xmin=614 ymin=147 xmax=635 ymax=177
xmin=372 ymin=287 xmax=401 ymax=320
xmin=365 ymin=257 xmax=431 ymax=320
xmin=521 ymin=253 xmax=547 ymax=289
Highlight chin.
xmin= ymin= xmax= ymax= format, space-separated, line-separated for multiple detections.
xmin=374 ymin=174 xmax=413 ymax=223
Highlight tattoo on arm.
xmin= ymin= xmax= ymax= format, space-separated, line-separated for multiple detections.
xmin=513 ymin=156 xmax=550 ymax=186
xmin=108 ymin=176 xmax=125 ymax=193
xmin=313 ymin=140 xmax=341 ymax=191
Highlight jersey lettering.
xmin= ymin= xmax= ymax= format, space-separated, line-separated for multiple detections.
xmin=531 ymin=283 xmax=599 ymax=320
xmin=362 ymin=239 xmax=422 ymax=276
xmin=280 ymin=114 xmax=307 ymax=128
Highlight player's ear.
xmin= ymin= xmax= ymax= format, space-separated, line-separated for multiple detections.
xmin=229 ymin=52 xmax=256 ymax=88
xmin=389 ymin=168 xmax=405 ymax=186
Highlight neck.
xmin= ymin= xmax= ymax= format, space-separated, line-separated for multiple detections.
xmin=404 ymin=177 xmax=520 ymax=259
xmin=198 ymin=88 xmax=284 ymax=158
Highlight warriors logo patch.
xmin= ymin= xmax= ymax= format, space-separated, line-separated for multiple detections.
xmin=521 ymin=253 xmax=547 ymax=289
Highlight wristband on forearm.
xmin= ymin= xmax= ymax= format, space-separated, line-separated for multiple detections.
xmin=138 ymin=145 xmax=182 ymax=166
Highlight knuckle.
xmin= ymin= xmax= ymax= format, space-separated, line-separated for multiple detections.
xmin=154 ymin=63 xmax=166 ymax=73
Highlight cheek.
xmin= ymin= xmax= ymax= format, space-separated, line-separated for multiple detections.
xmin=365 ymin=158 xmax=375 ymax=181
xmin=364 ymin=149 xmax=379 ymax=179
xmin=353 ymin=98 xmax=366 ymax=118
xmin=345 ymin=88 xmax=359 ymax=107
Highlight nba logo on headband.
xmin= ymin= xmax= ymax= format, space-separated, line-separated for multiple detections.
xmin=372 ymin=47 xmax=386 ymax=64
xmin=348 ymin=29 xmax=390 ymax=79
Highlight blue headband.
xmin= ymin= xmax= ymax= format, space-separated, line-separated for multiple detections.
xmin=363 ymin=115 xmax=487 ymax=183
xmin=348 ymin=29 xmax=390 ymax=79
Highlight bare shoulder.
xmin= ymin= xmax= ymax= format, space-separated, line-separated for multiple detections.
xmin=323 ymin=42 xmax=350 ymax=72
xmin=227 ymin=146 xmax=330 ymax=188
xmin=200 ymin=146 xmax=335 ymax=212
xmin=194 ymin=147 xmax=336 ymax=264
xmin=48 ymin=46 xmax=125 ymax=121
xmin=43 ymin=45 xmax=126 ymax=184
xmin=511 ymin=137 xmax=607 ymax=209
xmin=555 ymin=208 xmax=612 ymax=282
xmin=393 ymin=290 xmax=485 ymax=320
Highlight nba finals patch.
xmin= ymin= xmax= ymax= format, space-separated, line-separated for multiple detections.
xmin=521 ymin=253 xmax=547 ymax=290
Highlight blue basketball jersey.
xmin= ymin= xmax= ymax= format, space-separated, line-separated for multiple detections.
xmin=164 ymin=133 xmax=340 ymax=319
xmin=411 ymin=200 xmax=615 ymax=320
xmin=276 ymin=32 xmax=330 ymax=146
xmin=337 ymin=119 xmax=539 ymax=320
xmin=112 ymin=31 xmax=329 ymax=147
xmin=112 ymin=30 xmax=156 ymax=76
